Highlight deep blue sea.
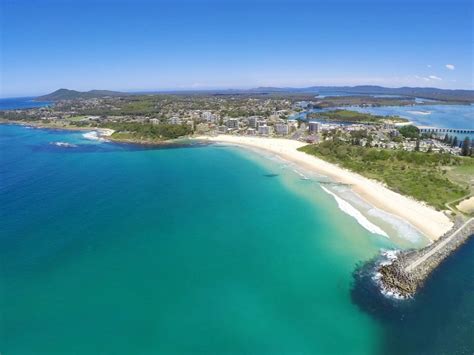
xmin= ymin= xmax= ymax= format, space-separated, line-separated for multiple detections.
xmin=1 ymin=124 xmax=473 ymax=354
xmin=0 ymin=97 xmax=51 ymax=110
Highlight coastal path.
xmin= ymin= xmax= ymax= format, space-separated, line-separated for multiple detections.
xmin=405 ymin=218 xmax=474 ymax=273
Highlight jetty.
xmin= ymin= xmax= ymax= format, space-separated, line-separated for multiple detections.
xmin=379 ymin=218 xmax=474 ymax=297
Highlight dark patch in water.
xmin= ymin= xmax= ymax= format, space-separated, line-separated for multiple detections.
xmin=263 ymin=173 xmax=279 ymax=177
xmin=351 ymin=258 xmax=414 ymax=318
xmin=117 ymin=141 xmax=212 ymax=151
xmin=351 ymin=239 xmax=474 ymax=354
xmin=29 ymin=141 xmax=212 ymax=154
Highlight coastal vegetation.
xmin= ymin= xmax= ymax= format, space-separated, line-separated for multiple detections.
xmin=299 ymin=140 xmax=474 ymax=209
xmin=314 ymin=96 xmax=419 ymax=108
xmin=307 ymin=109 xmax=407 ymax=124
xmin=398 ymin=125 xmax=420 ymax=138
xmin=259 ymin=85 xmax=474 ymax=103
xmin=100 ymin=122 xmax=193 ymax=142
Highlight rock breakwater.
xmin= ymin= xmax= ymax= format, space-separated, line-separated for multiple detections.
xmin=378 ymin=218 xmax=474 ymax=297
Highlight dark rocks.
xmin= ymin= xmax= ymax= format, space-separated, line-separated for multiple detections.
xmin=379 ymin=218 xmax=474 ymax=298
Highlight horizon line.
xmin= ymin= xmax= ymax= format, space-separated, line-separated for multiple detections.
xmin=3 ymin=84 xmax=474 ymax=99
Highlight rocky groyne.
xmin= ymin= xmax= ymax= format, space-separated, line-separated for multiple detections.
xmin=378 ymin=218 xmax=474 ymax=297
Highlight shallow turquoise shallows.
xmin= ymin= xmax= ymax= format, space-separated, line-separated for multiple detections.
xmin=1 ymin=124 xmax=473 ymax=354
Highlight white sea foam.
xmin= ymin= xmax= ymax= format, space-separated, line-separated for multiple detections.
xmin=293 ymin=168 xmax=309 ymax=180
xmin=407 ymin=110 xmax=431 ymax=115
xmin=367 ymin=208 xmax=424 ymax=243
xmin=321 ymin=186 xmax=389 ymax=237
xmin=82 ymin=131 xmax=109 ymax=142
xmin=50 ymin=141 xmax=77 ymax=148
xmin=372 ymin=249 xmax=408 ymax=300
xmin=332 ymin=186 xmax=426 ymax=244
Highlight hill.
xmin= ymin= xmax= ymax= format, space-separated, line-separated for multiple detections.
xmin=36 ymin=88 xmax=128 ymax=101
xmin=250 ymin=85 xmax=474 ymax=102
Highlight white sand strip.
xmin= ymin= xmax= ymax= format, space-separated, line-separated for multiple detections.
xmin=196 ymin=135 xmax=453 ymax=241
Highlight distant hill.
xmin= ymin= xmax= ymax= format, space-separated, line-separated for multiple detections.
xmin=249 ymin=85 xmax=474 ymax=102
xmin=36 ymin=88 xmax=128 ymax=101
xmin=36 ymin=86 xmax=474 ymax=103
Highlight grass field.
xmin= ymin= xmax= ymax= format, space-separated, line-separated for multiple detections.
xmin=66 ymin=115 xmax=87 ymax=122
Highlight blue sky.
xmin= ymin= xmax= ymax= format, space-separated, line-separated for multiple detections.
xmin=1 ymin=0 xmax=472 ymax=97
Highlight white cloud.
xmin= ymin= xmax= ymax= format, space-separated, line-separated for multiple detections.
xmin=445 ymin=64 xmax=455 ymax=70
xmin=428 ymin=75 xmax=442 ymax=81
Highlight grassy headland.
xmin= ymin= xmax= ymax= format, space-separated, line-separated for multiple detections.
xmin=298 ymin=140 xmax=474 ymax=210
xmin=100 ymin=122 xmax=193 ymax=143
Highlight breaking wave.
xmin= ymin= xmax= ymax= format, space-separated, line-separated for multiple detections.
xmin=407 ymin=110 xmax=431 ymax=115
xmin=82 ymin=131 xmax=108 ymax=142
xmin=50 ymin=141 xmax=78 ymax=148
xmin=321 ymin=186 xmax=389 ymax=237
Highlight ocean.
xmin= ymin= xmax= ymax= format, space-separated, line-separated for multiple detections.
xmin=0 ymin=97 xmax=52 ymax=110
xmin=1 ymin=124 xmax=473 ymax=354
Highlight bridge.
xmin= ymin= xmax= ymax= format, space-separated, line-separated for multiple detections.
xmin=417 ymin=126 xmax=474 ymax=135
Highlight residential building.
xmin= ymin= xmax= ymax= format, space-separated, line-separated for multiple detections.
xmin=248 ymin=116 xmax=259 ymax=128
xmin=202 ymin=111 xmax=217 ymax=122
xmin=218 ymin=125 xmax=228 ymax=133
xmin=169 ymin=116 xmax=182 ymax=125
xmin=308 ymin=121 xmax=320 ymax=134
xmin=275 ymin=123 xmax=289 ymax=135
xmin=258 ymin=125 xmax=271 ymax=135
xmin=256 ymin=120 xmax=267 ymax=129
xmin=226 ymin=118 xmax=239 ymax=129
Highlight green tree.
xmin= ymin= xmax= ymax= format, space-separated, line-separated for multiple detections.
xmin=452 ymin=136 xmax=458 ymax=148
xmin=366 ymin=136 xmax=373 ymax=148
xmin=461 ymin=137 xmax=471 ymax=156
xmin=398 ymin=125 xmax=419 ymax=139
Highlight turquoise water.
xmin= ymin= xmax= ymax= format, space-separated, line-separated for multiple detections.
xmin=1 ymin=125 xmax=472 ymax=354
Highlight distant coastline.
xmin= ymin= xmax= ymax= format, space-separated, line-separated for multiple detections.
xmin=0 ymin=97 xmax=52 ymax=110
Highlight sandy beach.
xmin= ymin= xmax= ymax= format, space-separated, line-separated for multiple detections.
xmin=197 ymin=135 xmax=453 ymax=241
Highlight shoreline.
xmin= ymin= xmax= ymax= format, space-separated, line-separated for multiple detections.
xmin=0 ymin=121 xmax=192 ymax=146
xmin=1 ymin=122 xmax=455 ymax=241
xmin=195 ymin=135 xmax=453 ymax=241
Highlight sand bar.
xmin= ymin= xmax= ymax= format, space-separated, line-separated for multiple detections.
xmin=197 ymin=135 xmax=453 ymax=241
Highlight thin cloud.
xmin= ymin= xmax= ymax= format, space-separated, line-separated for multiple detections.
xmin=445 ymin=64 xmax=455 ymax=70
xmin=428 ymin=75 xmax=442 ymax=81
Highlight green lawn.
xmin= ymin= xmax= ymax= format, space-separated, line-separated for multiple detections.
xmin=66 ymin=115 xmax=87 ymax=122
